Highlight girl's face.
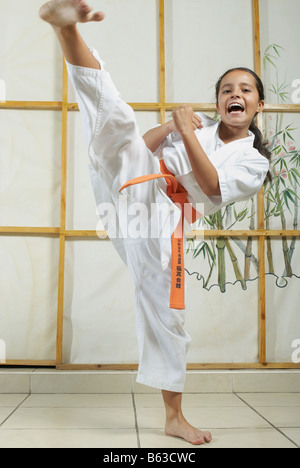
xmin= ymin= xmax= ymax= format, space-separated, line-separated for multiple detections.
xmin=216 ymin=70 xmax=264 ymax=130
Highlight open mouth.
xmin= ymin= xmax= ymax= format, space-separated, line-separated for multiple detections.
xmin=227 ymin=103 xmax=245 ymax=114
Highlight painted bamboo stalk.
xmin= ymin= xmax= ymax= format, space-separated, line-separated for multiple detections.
xmin=215 ymin=211 xmax=226 ymax=292
xmin=282 ymin=181 xmax=298 ymax=277
xmin=231 ymin=238 xmax=259 ymax=273
xmin=280 ymin=201 xmax=293 ymax=277
xmin=224 ymin=238 xmax=246 ymax=289
xmin=244 ymin=198 xmax=255 ymax=280
xmin=204 ymin=238 xmax=216 ymax=289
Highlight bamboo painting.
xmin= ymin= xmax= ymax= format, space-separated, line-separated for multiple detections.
xmin=186 ymin=44 xmax=300 ymax=292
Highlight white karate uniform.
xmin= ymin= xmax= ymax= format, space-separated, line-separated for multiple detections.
xmin=66 ymin=49 xmax=269 ymax=392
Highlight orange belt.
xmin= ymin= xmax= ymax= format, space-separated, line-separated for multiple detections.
xmin=119 ymin=160 xmax=201 ymax=310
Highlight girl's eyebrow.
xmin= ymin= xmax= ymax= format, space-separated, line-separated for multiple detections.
xmin=221 ymin=82 xmax=254 ymax=90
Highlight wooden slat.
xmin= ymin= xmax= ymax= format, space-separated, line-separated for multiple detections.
xmin=1 ymin=228 xmax=298 ymax=238
xmin=252 ymin=0 xmax=261 ymax=76
xmin=0 ymin=101 xmax=63 ymax=110
xmin=253 ymin=0 xmax=267 ymax=365
xmin=56 ymin=59 xmax=69 ymax=365
xmin=56 ymin=362 xmax=300 ymax=370
xmin=0 ymin=227 xmax=60 ymax=235
xmin=1 ymin=101 xmax=300 ymax=113
xmin=264 ymin=103 xmax=300 ymax=113
xmin=188 ymin=230 xmax=300 ymax=238
xmin=1 ymin=360 xmax=56 ymax=366
xmin=56 ymin=235 xmax=66 ymax=364
xmin=159 ymin=0 xmax=166 ymax=125
xmin=64 ymin=230 xmax=107 ymax=238
xmin=188 ymin=362 xmax=300 ymax=370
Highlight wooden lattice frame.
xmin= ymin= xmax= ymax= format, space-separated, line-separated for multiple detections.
xmin=0 ymin=0 xmax=300 ymax=370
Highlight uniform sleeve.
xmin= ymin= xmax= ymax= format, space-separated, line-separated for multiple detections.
xmin=209 ymin=151 xmax=270 ymax=207
xmin=153 ymin=112 xmax=216 ymax=159
xmin=152 ymin=130 xmax=181 ymax=159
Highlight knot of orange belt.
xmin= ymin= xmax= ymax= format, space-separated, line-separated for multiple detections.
xmin=119 ymin=159 xmax=201 ymax=310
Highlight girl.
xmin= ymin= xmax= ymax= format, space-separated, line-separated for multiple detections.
xmin=39 ymin=0 xmax=270 ymax=446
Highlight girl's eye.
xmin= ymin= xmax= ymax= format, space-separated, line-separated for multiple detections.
xmin=243 ymin=89 xmax=251 ymax=93
xmin=223 ymin=90 xmax=231 ymax=94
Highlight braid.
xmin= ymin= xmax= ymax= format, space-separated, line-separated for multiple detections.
xmin=249 ymin=120 xmax=272 ymax=183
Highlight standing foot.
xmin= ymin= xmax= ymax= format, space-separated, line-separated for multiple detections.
xmin=165 ymin=415 xmax=212 ymax=446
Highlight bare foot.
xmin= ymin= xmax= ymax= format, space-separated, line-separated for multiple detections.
xmin=165 ymin=415 xmax=212 ymax=446
xmin=39 ymin=0 xmax=105 ymax=27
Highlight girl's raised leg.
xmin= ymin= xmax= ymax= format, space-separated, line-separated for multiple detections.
xmin=39 ymin=0 xmax=104 ymax=68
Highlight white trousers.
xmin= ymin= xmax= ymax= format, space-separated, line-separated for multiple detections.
xmin=68 ymin=60 xmax=191 ymax=392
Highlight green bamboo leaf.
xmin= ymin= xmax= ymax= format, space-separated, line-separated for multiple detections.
xmin=265 ymin=55 xmax=277 ymax=68
xmin=280 ymin=177 xmax=287 ymax=188
xmin=205 ymin=244 xmax=216 ymax=264
xmin=288 ymin=188 xmax=299 ymax=199
xmin=193 ymin=243 xmax=205 ymax=260
xmin=286 ymin=132 xmax=295 ymax=142
xmin=204 ymin=217 xmax=214 ymax=227
xmin=273 ymin=45 xmax=282 ymax=56
xmin=283 ymin=190 xmax=294 ymax=215
xmin=279 ymin=93 xmax=288 ymax=102
xmin=277 ymin=158 xmax=287 ymax=170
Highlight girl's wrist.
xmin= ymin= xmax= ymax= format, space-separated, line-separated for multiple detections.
xmin=164 ymin=120 xmax=176 ymax=135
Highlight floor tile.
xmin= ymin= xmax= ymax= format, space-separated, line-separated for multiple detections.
xmin=182 ymin=393 xmax=246 ymax=407
xmin=233 ymin=371 xmax=300 ymax=393
xmin=139 ymin=428 xmax=296 ymax=448
xmin=134 ymin=393 xmax=245 ymax=408
xmin=237 ymin=393 xmax=300 ymax=407
xmin=31 ymin=370 xmax=133 ymax=394
xmin=279 ymin=428 xmax=300 ymax=447
xmin=21 ymin=394 xmax=133 ymax=408
xmin=0 ymin=372 xmax=31 ymax=393
xmin=2 ymin=407 xmax=135 ymax=429
xmin=254 ymin=407 xmax=300 ymax=428
xmin=136 ymin=406 xmax=270 ymax=429
xmin=0 ymin=408 xmax=15 ymax=425
xmin=0 ymin=429 xmax=138 ymax=448
xmin=184 ymin=371 xmax=233 ymax=393
xmin=0 ymin=395 xmax=29 ymax=407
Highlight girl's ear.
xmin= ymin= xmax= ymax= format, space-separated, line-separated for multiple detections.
xmin=216 ymin=103 xmax=220 ymax=115
xmin=256 ymin=100 xmax=265 ymax=114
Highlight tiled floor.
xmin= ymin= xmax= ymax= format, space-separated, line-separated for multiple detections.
xmin=0 ymin=392 xmax=299 ymax=448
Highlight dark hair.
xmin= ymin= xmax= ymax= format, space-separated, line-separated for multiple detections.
xmin=215 ymin=67 xmax=272 ymax=182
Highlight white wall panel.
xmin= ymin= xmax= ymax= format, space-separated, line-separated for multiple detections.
xmin=165 ymin=0 xmax=254 ymax=103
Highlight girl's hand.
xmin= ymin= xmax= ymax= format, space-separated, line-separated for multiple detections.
xmin=172 ymin=105 xmax=203 ymax=134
